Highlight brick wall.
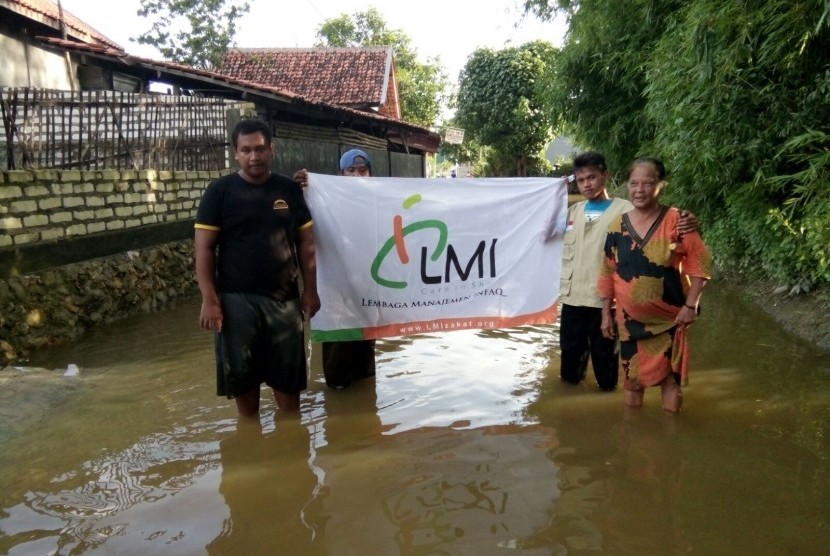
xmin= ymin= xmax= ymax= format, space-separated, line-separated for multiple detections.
xmin=1 ymin=169 xmax=228 ymax=249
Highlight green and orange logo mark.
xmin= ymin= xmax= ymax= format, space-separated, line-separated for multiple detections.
xmin=370 ymin=194 xmax=497 ymax=289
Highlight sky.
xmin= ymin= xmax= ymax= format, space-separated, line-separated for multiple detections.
xmin=58 ymin=0 xmax=566 ymax=83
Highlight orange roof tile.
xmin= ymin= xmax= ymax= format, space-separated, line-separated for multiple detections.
xmin=219 ymin=47 xmax=393 ymax=109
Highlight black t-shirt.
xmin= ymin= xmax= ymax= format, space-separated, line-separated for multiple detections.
xmin=195 ymin=172 xmax=312 ymax=300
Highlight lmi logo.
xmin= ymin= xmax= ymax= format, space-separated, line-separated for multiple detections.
xmin=370 ymin=194 xmax=497 ymax=289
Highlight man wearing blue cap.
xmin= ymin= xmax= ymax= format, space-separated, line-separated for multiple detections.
xmin=293 ymin=148 xmax=376 ymax=389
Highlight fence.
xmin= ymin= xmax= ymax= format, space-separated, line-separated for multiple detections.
xmin=1 ymin=88 xmax=247 ymax=171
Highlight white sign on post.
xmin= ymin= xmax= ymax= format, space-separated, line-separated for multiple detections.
xmin=444 ymin=128 xmax=465 ymax=144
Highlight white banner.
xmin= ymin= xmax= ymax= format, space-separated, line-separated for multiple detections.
xmin=304 ymin=174 xmax=568 ymax=341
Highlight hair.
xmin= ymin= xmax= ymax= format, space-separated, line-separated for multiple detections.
xmin=628 ymin=156 xmax=666 ymax=181
xmin=231 ymin=119 xmax=273 ymax=148
xmin=572 ymin=151 xmax=607 ymax=173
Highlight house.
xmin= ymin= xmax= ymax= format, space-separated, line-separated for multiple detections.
xmin=2 ymin=1 xmax=438 ymax=176
xmin=219 ymin=47 xmax=401 ymax=120
xmin=22 ymin=37 xmax=438 ymax=175
xmin=1 ymin=0 xmax=121 ymax=89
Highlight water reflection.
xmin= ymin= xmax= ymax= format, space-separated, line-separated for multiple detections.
xmin=537 ymin=406 xmax=688 ymax=554
xmin=207 ymin=418 xmax=323 ymax=555
xmin=0 ymin=284 xmax=828 ymax=554
xmin=374 ymin=425 xmax=559 ymax=553
xmin=203 ymin=370 xmax=561 ymax=555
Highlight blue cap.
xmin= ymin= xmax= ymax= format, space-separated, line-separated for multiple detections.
xmin=339 ymin=148 xmax=371 ymax=171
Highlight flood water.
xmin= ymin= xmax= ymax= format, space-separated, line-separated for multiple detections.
xmin=1 ymin=283 xmax=828 ymax=555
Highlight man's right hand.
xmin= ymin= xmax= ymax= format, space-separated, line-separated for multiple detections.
xmin=199 ymin=299 xmax=223 ymax=332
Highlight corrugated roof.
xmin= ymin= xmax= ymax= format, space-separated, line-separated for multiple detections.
xmin=219 ymin=47 xmax=393 ymax=108
xmin=1 ymin=0 xmax=122 ymax=49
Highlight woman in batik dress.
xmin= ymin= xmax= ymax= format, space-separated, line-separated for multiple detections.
xmin=597 ymin=157 xmax=712 ymax=413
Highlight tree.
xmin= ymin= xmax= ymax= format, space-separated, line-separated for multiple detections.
xmin=645 ymin=0 xmax=830 ymax=289
xmin=454 ymin=41 xmax=557 ymax=176
xmin=524 ymin=0 xmax=830 ymax=289
xmin=531 ymin=0 xmax=685 ymax=177
xmin=133 ymin=0 xmax=250 ymax=70
xmin=315 ymin=8 xmax=448 ymax=128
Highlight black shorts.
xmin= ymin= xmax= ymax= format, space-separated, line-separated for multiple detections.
xmin=215 ymin=293 xmax=307 ymax=398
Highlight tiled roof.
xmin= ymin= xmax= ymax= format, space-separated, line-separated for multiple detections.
xmin=1 ymin=0 xmax=122 ymax=49
xmin=219 ymin=48 xmax=393 ymax=108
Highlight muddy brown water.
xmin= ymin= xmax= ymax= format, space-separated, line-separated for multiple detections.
xmin=0 ymin=283 xmax=828 ymax=555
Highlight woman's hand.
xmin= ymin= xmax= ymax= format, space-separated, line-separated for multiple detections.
xmin=675 ymin=305 xmax=697 ymax=327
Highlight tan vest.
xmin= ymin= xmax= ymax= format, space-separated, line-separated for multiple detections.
xmin=560 ymin=197 xmax=632 ymax=308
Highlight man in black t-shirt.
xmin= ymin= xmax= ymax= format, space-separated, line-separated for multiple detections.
xmin=195 ymin=119 xmax=320 ymax=420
